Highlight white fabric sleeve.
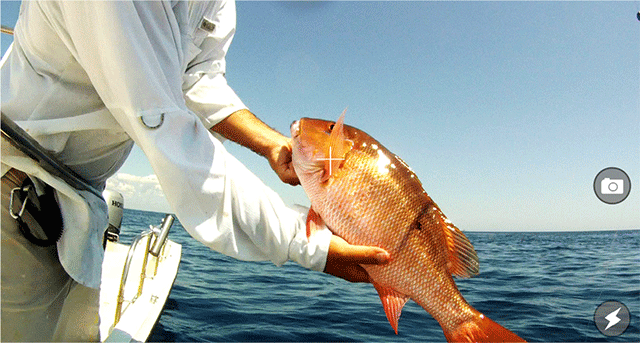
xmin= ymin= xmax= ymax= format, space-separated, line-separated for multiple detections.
xmin=182 ymin=0 xmax=247 ymax=129
xmin=53 ymin=1 xmax=330 ymax=271
xmin=184 ymin=73 xmax=247 ymax=130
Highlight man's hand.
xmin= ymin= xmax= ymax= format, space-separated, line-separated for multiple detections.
xmin=265 ymin=139 xmax=299 ymax=186
xmin=324 ymin=235 xmax=391 ymax=283
xmin=212 ymin=109 xmax=299 ymax=185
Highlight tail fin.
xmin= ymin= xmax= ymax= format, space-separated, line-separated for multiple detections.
xmin=444 ymin=313 xmax=525 ymax=342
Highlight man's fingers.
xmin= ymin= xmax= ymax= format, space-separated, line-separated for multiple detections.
xmin=328 ymin=235 xmax=391 ymax=265
xmin=324 ymin=262 xmax=371 ymax=283
xmin=324 ymin=236 xmax=391 ymax=283
xmin=269 ymin=143 xmax=301 ymax=186
xmin=279 ymin=167 xmax=300 ymax=186
xmin=339 ymin=245 xmax=390 ymax=265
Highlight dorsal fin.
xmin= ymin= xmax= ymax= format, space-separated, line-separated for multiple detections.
xmin=321 ymin=108 xmax=353 ymax=182
xmin=421 ymin=204 xmax=479 ymax=277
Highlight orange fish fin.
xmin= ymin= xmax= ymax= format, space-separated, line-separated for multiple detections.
xmin=306 ymin=207 xmax=325 ymax=240
xmin=321 ymin=108 xmax=353 ymax=182
xmin=320 ymin=162 xmax=332 ymax=183
xmin=444 ymin=312 xmax=526 ymax=342
xmin=373 ymin=283 xmax=409 ymax=335
xmin=426 ymin=206 xmax=479 ymax=278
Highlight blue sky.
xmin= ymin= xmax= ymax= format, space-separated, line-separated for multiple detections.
xmin=2 ymin=1 xmax=638 ymax=231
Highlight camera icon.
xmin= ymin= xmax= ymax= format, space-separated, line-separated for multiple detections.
xmin=594 ymin=168 xmax=631 ymax=204
xmin=601 ymin=178 xmax=624 ymax=194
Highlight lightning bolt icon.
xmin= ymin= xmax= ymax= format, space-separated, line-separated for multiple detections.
xmin=604 ymin=307 xmax=622 ymax=331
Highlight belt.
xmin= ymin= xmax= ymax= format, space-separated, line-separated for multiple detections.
xmin=3 ymin=167 xmax=28 ymax=188
xmin=4 ymin=168 xmax=64 ymax=246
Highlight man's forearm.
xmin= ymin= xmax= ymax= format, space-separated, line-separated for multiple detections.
xmin=211 ymin=109 xmax=287 ymax=157
xmin=211 ymin=109 xmax=299 ymax=185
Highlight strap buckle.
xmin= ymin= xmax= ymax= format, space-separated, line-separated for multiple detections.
xmin=9 ymin=184 xmax=40 ymax=220
xmin=8 ymin=179 xmax=62 ymax=247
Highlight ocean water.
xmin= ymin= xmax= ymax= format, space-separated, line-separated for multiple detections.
xmin=117 ymin=209 xmax=639 ymax=342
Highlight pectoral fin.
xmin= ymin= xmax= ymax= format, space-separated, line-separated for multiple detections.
xmin=373 ymin=283 xmax=409 ymax=334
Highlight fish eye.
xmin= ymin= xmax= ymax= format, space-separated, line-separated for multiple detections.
xmin=325 ymin=123 xmax=335 ymax=134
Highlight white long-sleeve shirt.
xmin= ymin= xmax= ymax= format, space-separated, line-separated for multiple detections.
xmin=1 ymin=0 xmax=331 ymax=289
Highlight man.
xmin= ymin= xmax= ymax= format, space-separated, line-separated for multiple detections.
xmin=0 ymin=1 xmax=389 ymax=341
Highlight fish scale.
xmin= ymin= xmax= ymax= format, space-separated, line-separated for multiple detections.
xmin=291 ymin=111 xmax=525 ymax=342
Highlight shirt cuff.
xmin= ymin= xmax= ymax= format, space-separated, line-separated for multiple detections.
xmin=201 ymin=103 xmax=247 ymax=129
xmin=287 ymin=216 xmax=332 ymax=272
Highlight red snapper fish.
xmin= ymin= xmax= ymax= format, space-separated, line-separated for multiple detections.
xmin=290 ymin=110 xmax=525 ymax=342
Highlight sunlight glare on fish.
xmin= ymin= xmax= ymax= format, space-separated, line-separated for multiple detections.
xmin=376 ymin=149 xmax=391 ymax=175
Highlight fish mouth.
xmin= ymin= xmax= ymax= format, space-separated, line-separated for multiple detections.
xmin=290 ymin=120 xmax=301 ymax=139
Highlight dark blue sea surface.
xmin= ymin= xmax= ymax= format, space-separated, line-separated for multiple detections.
xmin=118 ymin=209 xmax=639 ymax=342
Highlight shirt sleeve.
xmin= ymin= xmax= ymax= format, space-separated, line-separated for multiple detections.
xmin=52 ymin=0 xmax=330 ymax=271
xmin=182 ymin=0 xmax=247 ymax=129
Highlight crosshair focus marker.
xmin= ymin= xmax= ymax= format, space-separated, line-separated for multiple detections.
xmin=316 ymin=146 xmax=345 ymax=177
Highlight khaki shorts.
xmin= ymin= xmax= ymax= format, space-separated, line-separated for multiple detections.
xmin=1 ymin=169 xmax=100 ymax=342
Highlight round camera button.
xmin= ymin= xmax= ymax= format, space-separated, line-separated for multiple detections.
xmin=594 ymin=167 xmax=631 ymax=204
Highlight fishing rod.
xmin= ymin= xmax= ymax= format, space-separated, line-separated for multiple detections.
xmin=1 ymin=113 xmax=103 ymax=198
